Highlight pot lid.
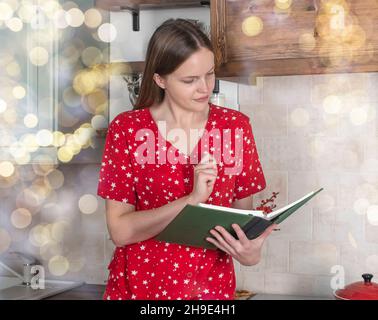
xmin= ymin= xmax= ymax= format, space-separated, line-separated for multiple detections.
xmin=335 ymin=274 xmax=378 ymax=300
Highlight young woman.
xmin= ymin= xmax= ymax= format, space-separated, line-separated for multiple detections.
xmin=97 ymin=18 xmax=276 ymax=300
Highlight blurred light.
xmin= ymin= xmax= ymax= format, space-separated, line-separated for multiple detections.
xmin=367 ymin=205 xmax=378 ymax=226
xmin=67 ymin=256 xmax=85 ymax=272
xmin=84 ymin=8 xmax=102 ymax=28
xmin=290 ymin=108 xmax=310 ymax=127
xmin=6 ymin=17 xmax=23 ymax=32
xmin=83 ymin=89 xmax=107 ymax=114
xmin=0 ymin=3 xmax=13 ymax=21
xmin=323 ymin=95 xmax=342 ymax=114
xmin=6 ymin=61 xmax=21 ymax=77
xmin=78 ymin=194 xmax=98 ymax=214
xmin=98 ymin=23 xmax=117 ymax=42
xmin=67 ymin=8 xmax=84 ymax=27
xmin=275 ymin=0 xmax=292 ymax=10
xmin=242 ymin=16 xmax=263 ymax=37
xmin=81 ymin=46 xmax=103 ymax=66
xmin=17 ymin=4 xmax=37 ymax=23
xmin=24 ymin=113 xmax=39 ymax=128
xmin=46 ymin=169 xmax=64 ymax=189
xmin=349 ymin=107 xmax=367 ymax=126
xmin=348 ymin=232 xmax=358 ymax=249
xmin=366 ymin=255 xmax=378 ymax=273
xmin=0 ymin=228 xmax=11 ymax=254
xmin=299 ymin=33 xmax=316 ymax=52
xmin=52 ymin=131 xmax=66 ymax=147
xmin=12 ymin=85 xmax=26 ymax=99
xmin=53 ymin=9 xmax=69 ymax=29
xmin=57 ymin=146 xmax=73 ymax=163
xmin=73 ymin=69 xmax=99 ymax=96
xmin=0 ymin=161 xmax=15 ymax=177
xmin=11 ymin=208 xmax=32 ymax=229
xmin=20 ymin=134 xmax=39 ymax=152
xmin=3 ymin=108 xmax=18 ymax=124
xmin=40 ymin=241 xmax=63 ymax=260
xmin=51 ymin=220 xmax=68 ymax=242
xmin=353 ymin=198 xmax=369 ymax=215
xmin=29 ymin=224 xmax=51 ymax=247
xmin=74 ymin=127 xmax=93 ymax=146
xmin=0 ymin=99 xmax=7 ymax=113
xmin=308 ymin=138 xmax=326 ymax=158
xmin=36 ymin=129 xmax=53 ymax=146
xmin=41 ymin=0 xmax=62 ymax=19
xmin=29 ymin=46 xmax=49 ymax=66
xmin=63 ymin=86 xmax=81 ymax=107
xmin=48 ymin=255 xmax=69 ymax=276
xmin=91 ymin=115 xmax=107 ymax=130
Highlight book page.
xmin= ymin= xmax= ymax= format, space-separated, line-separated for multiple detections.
xmin=197 ymin=203 xmax=267 ymax=218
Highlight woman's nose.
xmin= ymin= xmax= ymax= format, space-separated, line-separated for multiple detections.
xmin=197 ymin=78 xmax=209 ymax=93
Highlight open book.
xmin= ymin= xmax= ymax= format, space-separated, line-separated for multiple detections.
xmin=155 ymin=188 xmax=323 ymax=250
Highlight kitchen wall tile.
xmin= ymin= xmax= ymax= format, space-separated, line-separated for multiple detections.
xmin=311 ymin=73 xmax=370 ymax=107
xmin=312 ymin=207 xmax=365 ymax=245
xmin=241 ymin=271 xmax=265 ymax=294
xmin=262 ymin=137 xmax=313 ymax=171
xmin=232 ymin=259 xmax=243 ymax=290
xmin=238 ymin=78 xmax=263 ymax=106
xmin=240 ymin=104 xmax=288 ymax=138
xmin=264 ymin=272 xmax=334 ymax=297
xmin=265 ymin=238 xmax=289 ymax=273
xmin=337 ymin=173 xmax=378 ymax=210
xmin=310 ymin=137 xmax=364 ymax=173
xmin=287 ymin=103 xmax=339 ymax=138
xmin=367 ymin=72 xmax=378 ymax=102
xmin=365 ymin=219 xmax=378 ymax=243
xmin=289 ymin=241 xmax=339 ymax=276
xmin=263 ymin=75 xmax=312 ymax=105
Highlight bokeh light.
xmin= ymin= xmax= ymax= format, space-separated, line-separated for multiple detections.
xmin=24 ymin=113 xmax=39 ymax=128
xmin=0 ymin=161 xmax=15 ymax=177
xmin=48 ymin=255 xmax=70 ymax=276
xmin=242 ymin=16 xmax=263 ymax=37
xmin=36 ymin=129 xmax=53 ymax=147
xmin=11 ymin=208 xmax=32 ymax=229
xmin=367 ymin=205 xmax=378 ymax=226
xmin=45 ymin=169 xmax=65 ymax=189
xmin=323 ymin=95 xmax=342 ymax=114
xmin=98 ymin=23 xmax=117 ymax=42
xmin=6 ymin=17 xmax=23 ymax=32
xmin=0 ymin=228 xmax=11 ymax=253
xmin=67 ymin=8 xmax=84 ymax=27
xmin=78 ymin=194 xmax=98 ymax=214
xmin=84 ymin=8 xmax=102 ymax=28
xmin=0 ymin=99 xmax=7 ymax=113
xmin=29 ymin=46 xmax=49 ymax=66
xmin=13 ymin=85 xmax=26 ymax=99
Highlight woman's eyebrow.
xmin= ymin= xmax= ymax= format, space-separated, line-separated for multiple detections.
xmin=182 ymin=66 xmax=215 ymax=78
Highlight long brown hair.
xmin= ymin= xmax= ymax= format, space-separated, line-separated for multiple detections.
xmin=133 ymin=19 xmax=213 ymax=110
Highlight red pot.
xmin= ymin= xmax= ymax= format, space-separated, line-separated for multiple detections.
xmin=334 ymin=274 xmax=378 ymax=300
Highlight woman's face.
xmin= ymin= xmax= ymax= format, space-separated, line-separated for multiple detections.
xmin=154 ymin=47 xmax=215 ymax=112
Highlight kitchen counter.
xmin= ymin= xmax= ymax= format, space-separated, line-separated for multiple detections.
xmin=43 ymin=284 xmax=105 ymax=300
xmin=43 ymin=285 xmax=332 ymax=300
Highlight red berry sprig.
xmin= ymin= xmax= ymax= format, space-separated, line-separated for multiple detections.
xmin=254 ymin=192 xmax=279 ymax=215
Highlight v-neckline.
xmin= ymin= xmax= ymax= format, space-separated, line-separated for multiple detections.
xmin=146 ymin=103 xmax=213 ymax=160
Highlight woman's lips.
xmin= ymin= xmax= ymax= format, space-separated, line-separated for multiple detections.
xmin=194 ymin=96 xmax=209 ymax=102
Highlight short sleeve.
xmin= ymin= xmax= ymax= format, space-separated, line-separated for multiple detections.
xmin=97 ymin=118 xmax=137 ymax=205
xmin=232 ymin=118 xmax=266 ymax=201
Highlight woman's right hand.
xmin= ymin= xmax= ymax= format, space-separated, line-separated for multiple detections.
xmin=189 ymin=155 xmax=218 ymax=205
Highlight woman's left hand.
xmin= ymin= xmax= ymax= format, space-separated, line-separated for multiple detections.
xmin=206 ymin=223 xmax=278 ymax=266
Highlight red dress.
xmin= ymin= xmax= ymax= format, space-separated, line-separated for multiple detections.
xmin=97 ymin=103 xmax=266 ymax=300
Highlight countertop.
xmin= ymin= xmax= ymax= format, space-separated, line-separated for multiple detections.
xmin=43 ymin=284 xmax=332 ymax=300
xmin=43 ymin=284 xmax=105 ymax=300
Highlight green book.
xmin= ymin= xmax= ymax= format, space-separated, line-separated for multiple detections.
xmin=155 ymin=188 xmax=323 ymax=250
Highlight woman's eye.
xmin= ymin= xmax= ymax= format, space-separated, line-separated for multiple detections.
xmin=183 ymin=80 xmax=194 ymax=84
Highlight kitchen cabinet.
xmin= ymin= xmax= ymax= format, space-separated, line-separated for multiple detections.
xmin=95 ymin=0 xmax=208 ymax=11
xmin=211 ymin=0 xmax=378 ymax=80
